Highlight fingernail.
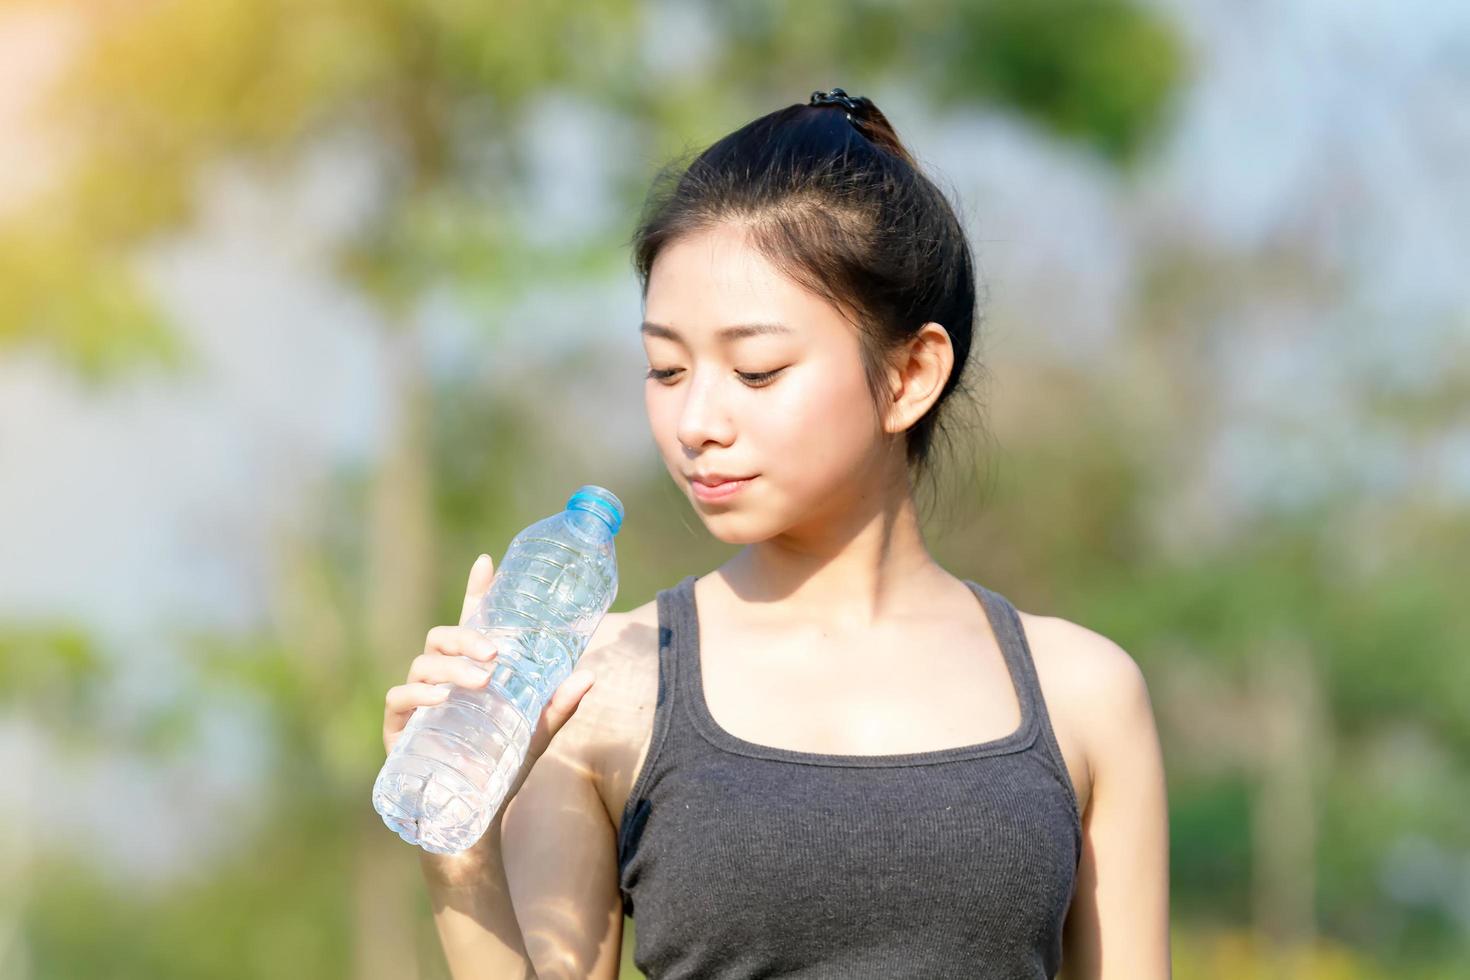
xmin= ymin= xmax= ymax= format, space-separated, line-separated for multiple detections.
xmin=475 ymin=553 xmax=490 ymax=568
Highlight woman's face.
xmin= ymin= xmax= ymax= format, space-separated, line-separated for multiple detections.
xmin=641 ymin=223 xmax=900 ymax=545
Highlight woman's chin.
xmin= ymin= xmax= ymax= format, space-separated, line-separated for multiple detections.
xmin=694 ymin=511 xmax=779 ymax=546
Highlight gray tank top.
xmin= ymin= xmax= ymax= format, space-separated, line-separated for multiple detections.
xmin=617 ymin=575 xmax=1083 ymax=979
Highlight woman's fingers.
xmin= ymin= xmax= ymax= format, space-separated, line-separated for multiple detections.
xmin=407 ymin=651 xmax=494 ymax=689
xmin=383 ymin=624 xmax=498 ymax=752
xmin=423 ymin=624 xmax=499 ymax=662
xmin=382 ymin=681 xmax=453 ymax=752
xmin=384 ymin=551 xmax=497 ymax=756
xmin=385 ymin=681 xmax=452 ymax=720
xmin=459 ymin=553 xmax=496 ymax=626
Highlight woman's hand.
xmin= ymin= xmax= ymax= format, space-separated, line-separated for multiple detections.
xmin=381 ymin=552 xmax=597 ymax=805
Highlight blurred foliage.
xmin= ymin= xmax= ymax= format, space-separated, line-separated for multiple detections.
xmin=0 ymin=624 xmax=107 ymax=744
xmin=1 ymin=0 xmax=1185 ymax=374
xmin=925 ymin=0 xmax=1185 ymax=164
xmin=2 ymin=0 xmax=1467 ymax=978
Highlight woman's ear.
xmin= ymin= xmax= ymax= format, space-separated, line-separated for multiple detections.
xmin=880 ymin=322 xmax=954 ymax=435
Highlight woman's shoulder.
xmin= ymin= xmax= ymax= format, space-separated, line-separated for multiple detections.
xmin=1014 ymin=607 xmax=1157 ymax=800
xmin=555 ymin=595 xmax=664 ymax=817
xmin=1016 ymin=610 xmax=1152 ymax=718
xmin=572 ymin=597 xmax=662 ymax=731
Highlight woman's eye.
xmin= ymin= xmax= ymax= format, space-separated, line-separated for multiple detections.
xmin=645 ymin=367 xmax=786 ymax=387
xmin=737 ymin=368 xmax=786 ymax=387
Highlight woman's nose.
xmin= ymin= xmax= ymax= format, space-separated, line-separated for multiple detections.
xmin=675 ymin=370 xmax=736 ymax=450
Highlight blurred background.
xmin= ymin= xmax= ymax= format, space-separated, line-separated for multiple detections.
xmin=1 ymin=0 xmax=1466 ymax=977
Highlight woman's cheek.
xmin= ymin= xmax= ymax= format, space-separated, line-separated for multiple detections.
xmin=644 ymin=387 xmax=679 ymax=453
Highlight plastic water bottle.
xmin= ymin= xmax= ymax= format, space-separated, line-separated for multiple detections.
xmin=372 ymin=485 xmax=623 ymax=854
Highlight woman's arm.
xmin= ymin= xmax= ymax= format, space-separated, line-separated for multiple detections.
xmin=420 ymin=815 xmax=541 ymax=980
xmin=386 ymin=557 xmax=621 ymax=979
xmin=416 ymin=718 xmax=624 ymax=980
xmin=415 ymin=621 xmax=628 ymax=980
xmin=1059 ymin=635 xmax=1172 ymax=979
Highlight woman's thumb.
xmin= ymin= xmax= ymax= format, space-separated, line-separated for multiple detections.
xmin=528 ymin=670 xmax=596 ymax=758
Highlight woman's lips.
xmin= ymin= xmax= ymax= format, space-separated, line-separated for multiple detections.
xmin=690 ymin=475 xmax=756 ymax=502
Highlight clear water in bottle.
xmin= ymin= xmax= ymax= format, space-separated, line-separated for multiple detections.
xmin=372 ymin=485 xmax=623 ymax=854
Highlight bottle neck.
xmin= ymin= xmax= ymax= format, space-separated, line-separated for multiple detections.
xmin=564 ymin=509 xmax=614 ymax=544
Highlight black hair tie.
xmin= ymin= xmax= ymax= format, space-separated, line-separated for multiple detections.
xmin=809 ymin=87 xmax=867 ymax=124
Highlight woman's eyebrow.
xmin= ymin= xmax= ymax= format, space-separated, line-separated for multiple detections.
xmin=641 ymin=321 xmax=794 ymax=342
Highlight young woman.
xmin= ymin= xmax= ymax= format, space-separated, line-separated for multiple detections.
xmin=382 ymin=89 xmax=1171 ymax=980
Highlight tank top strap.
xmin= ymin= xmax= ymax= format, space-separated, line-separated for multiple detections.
xmin=615 ymin=575 xmax=691 ymax=878
xmin=964 ymin=580 xmax=1082 ymax=821
xmin=649 ymin=573 xmax=706 ymax=754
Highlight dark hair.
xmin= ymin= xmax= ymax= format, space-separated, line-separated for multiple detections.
xmin=628 ymin=92 xmax=990 ymax=518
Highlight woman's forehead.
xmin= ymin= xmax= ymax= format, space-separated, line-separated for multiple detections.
xmin=648 ymin=228 xmax=786 ymax=301
xmin=644 ymin=230 xmax=845 ymax=343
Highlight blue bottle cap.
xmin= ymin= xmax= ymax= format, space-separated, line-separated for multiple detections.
xmin=567 ymin=485 xmax=624 ymax=535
